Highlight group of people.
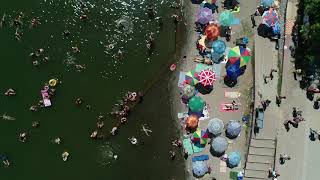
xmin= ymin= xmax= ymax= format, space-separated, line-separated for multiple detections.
xmin=283 ymin=107 xmax=304 ymax=131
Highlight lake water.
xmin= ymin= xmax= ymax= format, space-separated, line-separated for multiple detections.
xmin=0 ymin=0 xmax=186 ymax=179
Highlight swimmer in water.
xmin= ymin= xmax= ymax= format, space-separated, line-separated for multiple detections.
xmin=4 ymin=88 xmax=16 ymax=96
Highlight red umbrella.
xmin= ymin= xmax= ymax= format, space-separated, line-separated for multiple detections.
xmin=199 ymin=70 xmax=216 ymax=86
xmin=205 ymin=24 xmax=220 ymax=41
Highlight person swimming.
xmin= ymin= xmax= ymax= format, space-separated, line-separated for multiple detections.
xmin=1 ymin=154 xmax=10 ymax=167
xmin=19 ymin=132 xmax=27 ymax=142
xmin=128 ymin=136 xmax=138 ymax=145
xmin=54 ymin=137 xmax=62 ymax=144
xmin=4 ymin=88 xmax=16 ymax=96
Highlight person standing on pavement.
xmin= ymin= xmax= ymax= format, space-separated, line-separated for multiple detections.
xmin=250 ymin=14 xmax=256 ymax=28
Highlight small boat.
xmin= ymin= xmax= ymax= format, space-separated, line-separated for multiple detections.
xmin=1 ymin=114 xmax=15 ymax=121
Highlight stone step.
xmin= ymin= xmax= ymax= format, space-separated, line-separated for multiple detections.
xmin=247 ymin=155 xmax=274 ymax=164
xmin=243 ymin=177 xmax=267 ymax=180
xmin=244 ymin=169 xmax=269 ymax=179
xmin=250 ymin=139 xmax=275 ymax=149
xmin=245 ymin=162 xmax=271 ymax=171
xmin=249 ymin=147 xmax=275 ymax=157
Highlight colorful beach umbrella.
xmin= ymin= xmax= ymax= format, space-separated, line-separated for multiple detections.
xmin=207 ymin=118 xmax=224 ymax=135
xmin=181 ymin=84 xmax=196 ymax=99
xmin=188 ymin=96 xmax=205 ymax=112
xmin=205 ymin=24 xmax=220 ymax=41
xmin=199 ymin=69 xmax=216 ymax=86
xmin=197 ymin=7 xmax=213 ymax=25
xmin=261 ymin=0 xmax=274 ymax=7
xmin=211 ymin=136 xmax=228 ymax=154
xmin=226 ymin=120 xmax=242 ymax=138
xmin=193 ymin=129 xmax=209 ymax=145
xmin=262 ymin=8 xmax=279 ymax=27
xmin=212 ymin=40 xmax=226 ymax=54
xmin=185 ymin=70 xmax=199 ymax=86
xmin=228 ymin=151 xmax=241 ymax=167
xmin=186 ymin=115 xmax=199 ymax=129
xmin=226 ymin=61 xmax=241 ymax=80
xmin=192 ymin=161 xmax=209 ymax=177
xmin=228 ymin=46 xmax=251 ymax=67
xmin=219 ymin=10 xmax=235 ymax=26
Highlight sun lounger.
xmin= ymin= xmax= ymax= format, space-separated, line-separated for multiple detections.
xmin=183 ymin=138 xmax=194 ymax=155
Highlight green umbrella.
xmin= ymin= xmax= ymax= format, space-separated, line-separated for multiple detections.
xmin=181 ymin=84 xmax=196 ymax=99
xmin=219 ymin=10 xmax=235 ymax=26
xmin=189 ymin=96 xmax=205 ymax=112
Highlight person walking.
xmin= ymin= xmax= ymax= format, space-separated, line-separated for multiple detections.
xmin=269 ymin=69 xmax=277 ymax=80
xmin=279 ymin=154 xmax=291 ymax=165
xmin=250 ymin=15 xmax=256 ymax=28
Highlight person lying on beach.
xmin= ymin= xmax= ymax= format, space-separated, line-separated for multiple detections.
xmin=4 ymin=88 xmax=16 ymax=96
xmin=171 ymin=140 xmax=182 ymax=147
xmin=193 ymin=57 xmax=212 ymax=65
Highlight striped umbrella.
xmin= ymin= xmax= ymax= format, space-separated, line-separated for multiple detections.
xmin=228 ymin=46 xmax=251 ymax=67
xmin=185 ymin=70 xmax=199 ymax=86
xmin=199 ymin=69 xmax=216 ymax=86
xmin=193 ymin=129 xmax=209 ymax=145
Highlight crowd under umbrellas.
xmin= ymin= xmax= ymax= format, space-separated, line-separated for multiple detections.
xmin=173 ymin=0 xmax=257 ymax=178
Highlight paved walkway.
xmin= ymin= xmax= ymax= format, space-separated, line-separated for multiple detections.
xmin=276 ymin=0 xmax=320 ymax=179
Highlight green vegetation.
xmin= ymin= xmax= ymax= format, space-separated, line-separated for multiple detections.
xmin=295 ymin=0 xmax=320 ymax=73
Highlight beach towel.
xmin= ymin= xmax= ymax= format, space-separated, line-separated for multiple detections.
xmin=178 ymin=71 xmax=187 ymax=88
xmin=212 ymin=63 xmax=222 ymax=78
xmin=183 ymin=138 xmax=194 ymax=155
xmin=219 ymin=102 xmax=240 ymax=112
xmin=224 ymin=91 xmax=241 ymax=98
xmin=192 ymin=154 xmax=209 ymax=162
xmin=195 ymin=63 xmax=212 ymax=73
xmin=192 ymin=143 xmax=205 ymax=153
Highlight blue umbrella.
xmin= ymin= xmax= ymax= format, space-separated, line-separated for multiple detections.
xmin=207 ymin=118 xmax=224 ymax=135
xmin=261 ymin=0 xmax=274 ymax=7
xmin=197 ymin=7 xmax=213 ymax=25
xmin=228 ymin=151 xmax=241 ymax=167
xmin=211 ymin=136 xmax=228 ymax=153
xmin=212 ymin=40 xmax=226 ymax=54
xmin=226 ymin=120 xmax=242 ymax=138
xmin=192 ymin=161 xmax=208 ymax=177
xmin=226 ymin=61 xmax=241 ymax=80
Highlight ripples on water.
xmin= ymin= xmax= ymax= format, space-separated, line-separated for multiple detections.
xmin=4 ymin=0 xmax=171 ymax=78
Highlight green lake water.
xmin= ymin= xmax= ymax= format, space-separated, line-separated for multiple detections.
xmin=0 ymin=0 xmax=186 ymax=179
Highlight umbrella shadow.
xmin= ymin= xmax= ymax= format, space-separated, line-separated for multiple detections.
xmin=209 ymin=147 xmax=225 ymax=157
xmin=225 ymin=130 xmax=239 ymax=139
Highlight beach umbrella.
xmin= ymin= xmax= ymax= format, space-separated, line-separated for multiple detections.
xmin=262 ymin=8 xmax=279 ymax=27
xmin=192 ymin=161 xmax=208 ymax=177
xmin=197 ymin=7 xmax=213 ymax=25
xmin=181 ymin=84 xmax=196 ymax=99
xmin=228 ymin=151 xmax=241 ymax=167
xmin=226 ymin=120 xmax=242 ymax=138
xmin=211 ymin=136 xmax=228 ymax=153
xmin=228 ymin=46 xmax=251 ymax=67
xmin=186 ymin=115 xmax=199 ymax=129
xmin=219 ymin=10 xmax=235 ymax=26
xmin=185 ymin=70 xmax=199 ymax=86
xmin=261 ymin=0 xmax=274 ymax=7
xmin=189 ymin=96 xmax=205 ymax=112
xmin=212 ymin=40 xmax=226 ymax=54
xmin=193 ymin=129 xmax=209 ymax=145
xmin=205 ymin=24 xmax=220 ymax=41
xmin=207 ymin=118 xmax=224 ymax=135
xmin=198 ymin=69 xmax=216 ymax=86
xmin=226 ymin=61 xmax=241 ymax=80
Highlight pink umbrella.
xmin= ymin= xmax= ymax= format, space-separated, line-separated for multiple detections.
xmin=199 ymin=70 xmax=216 ymax=86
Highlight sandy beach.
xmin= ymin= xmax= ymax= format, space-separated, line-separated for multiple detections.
xmin=171 ymin=0 xmax=258 ymax=179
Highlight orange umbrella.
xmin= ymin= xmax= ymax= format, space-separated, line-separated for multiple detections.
xmin=205 ymin=24 xmax=220 ymax=41
xmin=186 ymin=115 xmax=199 ymax=129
